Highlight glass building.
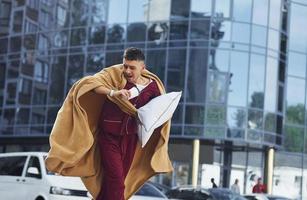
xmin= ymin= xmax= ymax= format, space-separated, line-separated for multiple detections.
xmin=0 ymin=0 xmax=307 ymax=199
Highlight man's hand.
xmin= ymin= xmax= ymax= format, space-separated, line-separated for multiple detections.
xmin=113 ymin=89 xmax=131 ymax=100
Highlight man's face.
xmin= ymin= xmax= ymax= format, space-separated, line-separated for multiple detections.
xmin=123 ymin=59 xmax=145 ymax=84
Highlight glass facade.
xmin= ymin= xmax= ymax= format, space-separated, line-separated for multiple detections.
xmin=1 ymin=0 xmax=307 ymax=198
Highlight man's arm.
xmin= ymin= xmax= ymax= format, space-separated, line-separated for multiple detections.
xmin=94 ymin=86 xmax=131 ymax=100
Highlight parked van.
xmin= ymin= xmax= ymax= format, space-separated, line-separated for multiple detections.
xmin=0 ymin=152 xmax=91 ymax=200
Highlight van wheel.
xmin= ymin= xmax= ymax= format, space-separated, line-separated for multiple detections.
xmin=35 ymin=197 xmax=45 ymax=200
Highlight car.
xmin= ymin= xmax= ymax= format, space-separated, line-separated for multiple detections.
xmin=130 ymin=182 xmax=169 ymax=199
xmin=244 ymin=194 xmax=293 ymax=200
xmin=0 ymin=152 xmax=91 ymax=200
xmin=166 ymin=185 xmax=247 ymax=200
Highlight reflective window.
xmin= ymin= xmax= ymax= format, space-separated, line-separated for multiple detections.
xmin=264 ymin=58 xmax=278 ymax=112
xmin=215 ymin=0 xmax=231 ymax=18
xmin=49 ymin=56 xmax=66 ymax=104
xmin=146 ymin=49 xmax=166 ymax=80
xmin=167 ymin=49 xmax=186 ymax=91
xmin=34 ymin=60 xmax=48 ymax=83
xmin=47 ymin=107 xmax=59 ymax=124
xmin=248 ymin=54 xmax=265 ymax=108
xmin=288 ymin=52 xmax=306 ymax=78
xmin=213 ymin=49 xmax=229 ymax=72
xmin=127 ymin=23 xmax=146 ymax=42
xmin=3 ymin=109 xmax=15 ymax=126
xmin=286 ymin=77 xmax=305 ymax=125
xmin=232 ymin=22 xmax=250 ymax=44
xmin=33 ymin=85 xmax=47 ymax=105
xmin=170 ymin=0 xmax=190 ymax=19
xmin=107 ymin=24 xmax=126 ymax=45
xmin=70 ymin=28 xmax=86 ymax=46
xmin=147 ymin=22 xmax=169 ymax=47
xmin=268 ymin=29 xmax=280 ymax=51
xmin=128 ymin=0 xmax=148 ymax=23
xmin=206 ymin=104 xmax=226 ymax=126
xmin=39 ymin=10 xmax=50 ymax=27
xmin=184 ymin=126 xmax=204 ymax=136
xmin=229 ymin=52 xmax=248 ymax=107
xmin=89 ymin=26 xmax=106 ymax=44
xmin=31 ymin=107 xmax=46 ymax=125
xmin=248 ymin=109 xmax=263 ymax=130
xmin=105 ymin=51 xmax=122 ymax=67
xmin=190 ymin=20 xmax=210 ymax=40
xmin=18 ymin=78 xmax=32 ymax=105
xmin=208 ymin=71 xmax=229 ymax=104
xmin=148 ymin=0 xmax=171 ymax=22
xmin=6 ymin=82 xmax=17 ymax=105
xmin=0 ymin=2 xmax=12 ymax=33
xmin=251 ymin=25 xmax=267 ymax=47
xmin=91 ymin=0 xmax=107 ymax=24
xmin=185 ymin=105 xmax=205 ymax=125
xmin=52 ymin=31 xmax=68 ymax=48
xmin=252 ymin=0 xmax=268 ymax=26
xmin=71 ymin=0 xmax=89 ymax=26
xmin=67 ymin=55 xmax=84 ymax=89
xmin=10 ymin=37 xmax=21 ymax=52
xmin=269 ymin=0 xmax=281 ymax=30
xmin=170 ymin=21 xmax=188 ymax=40
xmin=171 ymin=104 xmax=183 ymax=124
xmin=0 ymin=38 xmax=8 ymax=54
xmin=233 ymin=0 xmax=252 ymax=22
xmin=205 ymin=127 xmax=225 ymax=138
xmin=26 ymin=156 xmax=41 ymax=179
xmin=264 ymin=112 xmax=276 ymax=133
xmin=247 ymin=130 xmax=262 ymax=142
xmin=187 ymin=48 xmax=208 ymax=103
xmin=16 ymin=108 xmax=30 ymax=124
xmin=284 ymin=126 xmax=304 ymax=152
xmin=108 ymin=0 xmax=128 ymax=24
xmin=227 ymin=107 xmax=246 ymax=129
xmin=87 ymin=53 xmax=104 ymax=74
xmin=289 ymin=3 xmax=307 ymax=53
xmin=56 ymin=5 xmax=69 ymax=27
xmin=191 ymin=0 xmax=211 ymax=18
xmin=24 ymin=34 xmax=36 ymax=50
xmin=13 ymin=11 xmax=23 ymax=33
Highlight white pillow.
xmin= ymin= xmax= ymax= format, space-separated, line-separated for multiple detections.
xmin=137 ymin=91 xmax=182 ymax=147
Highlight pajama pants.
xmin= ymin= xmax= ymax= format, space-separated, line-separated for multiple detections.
xmin=96 ymin=131 xmax=138 ymax=200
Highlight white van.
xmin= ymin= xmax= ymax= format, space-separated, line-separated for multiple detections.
xmin=0 ymin=152 xmax=91 ymax=200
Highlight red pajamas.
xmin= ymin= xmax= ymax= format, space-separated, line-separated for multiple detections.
xmin=96 ymin=80 xmax=160 ymax=200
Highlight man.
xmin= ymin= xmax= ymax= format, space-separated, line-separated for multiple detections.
xmin=252 ymin=178 xmax=267 ymax=193
xmin=230 ymin=179 xmax=240 ymax=194
xmin=45 ymin=47 xmax=173 ymax=200
xmin=211 ymin=178 xmax=218 ymax=188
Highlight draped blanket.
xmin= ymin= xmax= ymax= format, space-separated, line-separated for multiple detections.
xmin=45 ymin=64 xmax=173 ymax=199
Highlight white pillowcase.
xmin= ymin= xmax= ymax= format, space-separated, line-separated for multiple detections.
xmin=137 ymin=91 xmax=182 ymax=147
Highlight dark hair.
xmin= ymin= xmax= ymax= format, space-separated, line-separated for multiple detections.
xmin=123 ymin=47 xmax=145 ymax=61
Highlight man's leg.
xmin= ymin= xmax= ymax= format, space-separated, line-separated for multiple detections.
xmin=97 ymin=132 xmax=125 ymax=200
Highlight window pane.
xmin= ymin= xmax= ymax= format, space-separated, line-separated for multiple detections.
xmin=147 ymin=22 xmax=169 ymax=48
xmin=206 ymin=104 xmax=226 ymax=126
xmin=167 ymin=49 xmax=186 ymax=91
xmin=187 ymin=48 xmax=208 ymax=103
xmin=248 ymin=54 xmax=265 ymax=108
xmin=127 ymin=23 xmax=146 ymax=42
xmin=0 ymin=156 xmax=27 ymax=176
xmin=232 ymin=22 xmax=250 ymax=44
xmin=170 ymin=21 xmax=188 ymax=40
xmin=288 ymin=52 xmax=306 ymax=78
xmin=91 ymin=0 xmax=107 ymax=24
xmin=148 ymin=0 xmax=171 ymax=21
xmin=190 ymin=20 xmax=210 ymax=40
xmin=227 ymin=107 xmax=246 ymax=129
xmin=215 ymin=0 xmax=230 ymax=18
xmin=70 ymin=28 xmax=86 ymax=46
xmin=107 ymin=24 xmax=126 ymax=47
xmin=286 ymin=77 xmax=305 ymax=125
xmin=248 ymin=109 xmax=263 ymax=130
xmin=233 ymin=0 xmax=252 ymax=22
xmin=229 ymin=52 xmax=248 ymax=107
xmin=191 ymin=0 xmax=211 ymax=17
xmin=13 ymin=11 xmax=23 ymax=33
xmin=268 ymin=29 xmax=280 ymax=51
xmin=3 ymin=109 xmax=15 ymax=126
xmin=87 ymin=53 xmax=104 ymax=74
xmin=108 ymin=0 xmax=128 ymax=24
xmin=252 ymin=0 xmax=268 ymax=26
xmin=67 ymin=55 xmax=84 ymax=89
xmin=49 ymin=56 xmax=66 ymax=104
xmin=289 ymin=4 xmax=307 ymax=53
xmin=146 ymin=49 xmax=166 ymax=80
xmin=89 ymin=26 xmax=106 ymax=44
xmin=284 ymin=126 xmax=304 ymax=152
xmin=185 ymin=105 xmax=205 ymax=125
xmin=269 ymin=0 xmax=281 ymax=30
xmin=207 ymin=71 xmax=229 ymax=104
xmin=251 ymin=25 xmax=267 ymax=47
xmin=71 ymin=0 xmax=89 ymax=26
xmin=264 ymin=58 xmax=278 ymax=112
xmin=128 ymin=0 xmax=148 ymax=23
xmin=18 ymin=78 xmax=32 ymax=105
xmin=170 ymin=0 xmax=190 ymax=19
